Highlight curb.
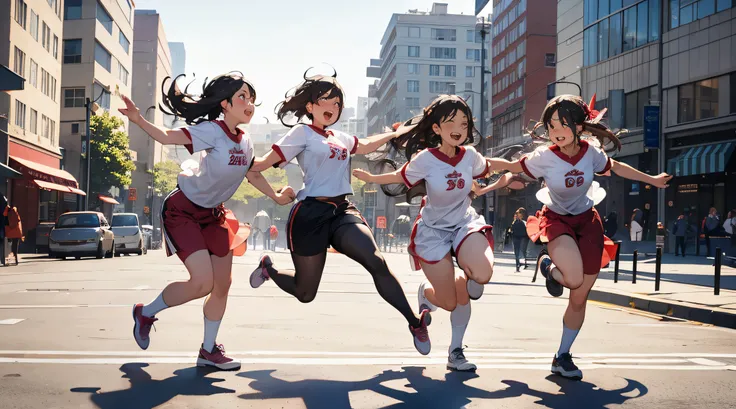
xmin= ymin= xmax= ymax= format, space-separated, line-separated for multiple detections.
xmin=589 ymin=288 xmax=736 ymax=330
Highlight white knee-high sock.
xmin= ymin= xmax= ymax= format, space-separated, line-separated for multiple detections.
xmin=556 ymin=324 xmax=579 ymax=357
xmin=449 ymin=302 xmax=471 ymax=354
xmin=203 ymin=316 xmax=222 ymax=353
xmin=141 ymin=292 xmax=169 ymax=318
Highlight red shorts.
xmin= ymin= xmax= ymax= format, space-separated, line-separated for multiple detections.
xmin=161 ymin=188 xmax=250 ymax=262
xmin=526 ymin=206 xmax=617 ymax=275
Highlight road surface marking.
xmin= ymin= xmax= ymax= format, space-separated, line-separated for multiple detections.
xmin=0 ymin=319 xmax=25 ymax=325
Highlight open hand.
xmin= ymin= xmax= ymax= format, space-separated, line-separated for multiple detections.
xmin=118 ymin=95 xmax=141 ymax=124
xmin=650 ymin=172 xmax=673 ymax=189
xmin=352 ymin=169 xmax=373 ymax=182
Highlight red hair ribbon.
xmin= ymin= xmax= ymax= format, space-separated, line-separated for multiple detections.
xmin=583 ymin=93 xmax=606 ymax=124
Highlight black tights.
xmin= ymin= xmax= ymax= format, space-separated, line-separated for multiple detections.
xmin=265 ymin=223 xmax=420 ymax=327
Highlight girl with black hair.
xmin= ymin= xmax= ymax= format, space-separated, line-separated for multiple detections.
xmin=119 ymin=72 xmax=295 ymax=370
xmin=352 ymin=95 xmax=500 ymax=372
xmin=487 ymin=94 xmax=672 ymax=380
xmin=247 ymin=72 xmax=432 ymax=355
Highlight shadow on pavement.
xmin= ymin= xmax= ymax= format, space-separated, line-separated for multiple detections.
xmin=237 ymin=366 xmax=648 ymax=409
xmin=70 ymin=363 xmax=236 ymax=409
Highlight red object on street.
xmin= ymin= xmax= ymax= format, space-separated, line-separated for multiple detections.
xmin=269 ymin=225 xmax=278 ymax=239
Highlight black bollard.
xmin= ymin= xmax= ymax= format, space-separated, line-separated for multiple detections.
xmin=655 ymin=247 xmax=662 ymax=291
xmin=715 ymin=248 xmax=721 ymax=296
xmin=632 ymin=250 xmax=638 ymax=284
xmin=613 ymin=241 xmax=621 ymax=283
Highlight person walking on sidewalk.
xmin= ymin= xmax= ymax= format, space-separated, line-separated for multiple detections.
xmin=248 ymin=71 xmax=432 ymax=355
xmin=488 ymin=94 xmax=672 ymax=381
xmin=4 ymin=205 xmax=23 ymax=265
xmin=119 ymin=72 xmax=295 ymax=371
xmin=673 ymin=215 xmax=690 ymax=257
xmin=511 ymin=209 xmax=529 ymax=272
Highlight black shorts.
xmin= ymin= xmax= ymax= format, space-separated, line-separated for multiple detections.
xmin=286 ymin=196 xmax=367 ymax=256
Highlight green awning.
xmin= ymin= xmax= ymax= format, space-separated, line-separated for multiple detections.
xmin=667 ymin=142 xmax=734 ymax=177
xmin=0 ymin=162 xmax=22 ymax=179
xmin=0 ymin=64 xmax=25 ymax=92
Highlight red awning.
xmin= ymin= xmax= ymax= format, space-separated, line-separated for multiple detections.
xmin=34 ymin=180 xmax=87 ymax=196
xmin=98 ymin=195 xmax=119 ymax=205
xmin=9 ymin=155 xmax=80 ymax=189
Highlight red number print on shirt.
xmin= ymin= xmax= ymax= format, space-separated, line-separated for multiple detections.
xmin=445 ymin=170 xmax=465 ymax=191
xmin=328 ymin=143 xmax=348 ymax=161
xmin=564 ymin=169 xmax=585 ymax=189
xmin=228 ymin=155 xmax=248 ymax=166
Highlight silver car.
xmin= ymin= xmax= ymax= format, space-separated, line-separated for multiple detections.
xmin=48 ymin=212 xmax=115 ymax=259
xmin=111 ymin=213 xmax=146 ymax=256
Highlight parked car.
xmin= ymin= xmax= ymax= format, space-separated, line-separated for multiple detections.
xmin=34 ymin=222 xmax=56 ymax=253
xmin=111 ymin=213 xmax=146 ymax=256
xmin=48 ymin=212 xmax=115 ymax=259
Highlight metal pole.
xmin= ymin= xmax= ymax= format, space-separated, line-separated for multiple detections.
xmin=632 ymin=250 xmax=638 ymax=284
xmin=479 ymin=17 xmax=488 ymax=223
xmin=714 ymin=247 xmax=721 ymax=296
xmin=655 ymin=247 xmax=662 ymax=291
xmin=84 ymin=98 xmax=91 ymax=210
xmin=613 ymin=240 xmax=621 ymax=281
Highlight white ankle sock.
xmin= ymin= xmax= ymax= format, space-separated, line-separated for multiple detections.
xmin=141 ymin=293 xmax=168 ymax=318
xmin=557 ymin=324 xmax=579 ymax=357
xmin=203 ymin=317 xmax=222 ymax=353
xmin=449 ymin=302 xmax=471 ymax=353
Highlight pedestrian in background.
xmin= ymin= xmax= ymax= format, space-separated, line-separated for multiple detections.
xmin=704 ymin=207 xmax=720 ymax=256
xmin=673 ymin=214 xmax=690 ymax=257
xmin=511 ymin=208 xmax=529 ymax=272
xmin=630 ymin=208 xmax=644 ymax=241
xmin=4 ymin=205 xmax=23 ymax=265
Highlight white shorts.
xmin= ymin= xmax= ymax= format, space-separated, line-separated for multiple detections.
xmin=408 ymin=208 xmax=493 ymax=271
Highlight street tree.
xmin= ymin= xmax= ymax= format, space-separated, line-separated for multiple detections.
xmin=88 ymin=112 xmax=136 ymax=200
xmin=231 ymin=167 xmax=289 ymax=204
xmin=150 ymin=160 xmax=180 ymax=195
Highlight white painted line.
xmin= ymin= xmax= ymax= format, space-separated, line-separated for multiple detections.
xmin=0 ymin=305 xmax=129 ymax=309
xmin=688 ymin=358 xmax=727 ymax=366
xmin=131 ymin=285 xmax=150 ymax=290
xmin=0 ymin=319 xmax=25 ymax=325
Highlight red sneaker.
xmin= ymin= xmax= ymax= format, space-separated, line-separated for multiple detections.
xmin=132 ymin=304 xmax=157 ymax=350
xmin=197 ymin=344 xmax=241 ymax=371
xmin=409 ymin=309 xmax=431 ymax=355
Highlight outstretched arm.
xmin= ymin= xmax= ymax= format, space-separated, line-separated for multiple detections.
xmin=475 ymin=173 xmax=514 ymax=196
xmin=610 ymin=159 xmax=672 ymax=188
xmin=245 ymin=170 xmax=296 ymax=205
xmin=354 ymin=131 xmax=397 ymax=155
xmin=251 ymin=151 xmax=283 ymax=173
xmin=487 ymin=158 xmax=523 ymax=174
xmin=118 ymin=95 xmax=189 ymax=145
xmin=352 ymin=168 xmax=403 ymax=185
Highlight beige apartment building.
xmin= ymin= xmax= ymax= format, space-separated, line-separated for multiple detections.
xmin=60 ymin=0 xmax=134 ymax=209
xmin=128 ymin=9 xmax=171 ymax=224
xmin=1 ymin=0 xmax=86 ymax=249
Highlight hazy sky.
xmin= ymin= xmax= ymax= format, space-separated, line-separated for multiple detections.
xmin=132 ymin=0 xmax=487 ymax=123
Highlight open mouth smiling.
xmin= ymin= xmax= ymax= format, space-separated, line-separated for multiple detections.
xmin=323 ymin=111 xmax=334 ymax=121
xmin=450 ymin=132 xmax=462 ymax=141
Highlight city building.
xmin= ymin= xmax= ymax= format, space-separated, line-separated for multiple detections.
xmin=365 ymin=2 xmax=493 ymax=230
xmin=128 ymin=9 xmax=171 ymax=224
xmin=489 ymin=0 xmax=557 ymax=241
xmin=168 ymin=41 xmax=185 ymax=77
xmin=1 ymin=0 xmax=86 ymax=247
xmin=59 ymin=0 xmax=135 ymax=208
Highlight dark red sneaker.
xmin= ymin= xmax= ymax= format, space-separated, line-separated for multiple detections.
xmin=132 ymin=304 xmax=157 ymax=350
xmin=197 ymin=344 xmax=241 ymax=370
xmin=409 ymin=309 xmax=431 ymax=355
xmin=249 ymin=253 xmax=272 ymax=288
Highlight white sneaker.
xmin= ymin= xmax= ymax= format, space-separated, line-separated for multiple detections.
xmin=447 ymin=348 xmax=477 ymax=372
xmin=417 ymin=280 xmax=437 ymax=313
xmin=466 ymin=278 xmax=484 ymax=300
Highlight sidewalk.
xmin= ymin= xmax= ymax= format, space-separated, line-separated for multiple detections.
xmin=491 ymin=251 xmax=736 ymax=329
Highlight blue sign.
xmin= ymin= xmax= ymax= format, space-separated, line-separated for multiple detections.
xmin=475 ymin=0 xmax=491 ymax=15
xmin=643 ymin=105 xmax=660 ymax=149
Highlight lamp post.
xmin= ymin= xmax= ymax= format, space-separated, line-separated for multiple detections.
xmin=475 ymin=16 xmax=493 ymax=224
xmin=83 ymin=88 xmax=106 ymax=210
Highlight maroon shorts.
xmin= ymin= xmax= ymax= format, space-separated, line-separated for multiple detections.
xmin=161 ymin=188 xmax=247 ymax=262
xmin=527 ymin=206 xmax=606 ymax=275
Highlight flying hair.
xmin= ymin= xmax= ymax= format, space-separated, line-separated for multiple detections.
xmin=275 ymin=67 xmax=344 ymax=128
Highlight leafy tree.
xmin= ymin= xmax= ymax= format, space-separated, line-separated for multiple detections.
xmin=88 ymin=112 xmax=136 ymax=196
xmin=230 ymin=167 xmax=289 ymax=204
xmin=150 ymin=160 xmax=180 ymax=195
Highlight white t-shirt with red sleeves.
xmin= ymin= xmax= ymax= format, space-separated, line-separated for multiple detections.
xmin=272 ymin=124 xmax=359 ymax=201
xmin=178 ymin=120 xmax=254 ymax=208
xmin=519 ymin=140 xmax=612 ymax=216
xmin=400 ymin=146 xmax=489 ymax=231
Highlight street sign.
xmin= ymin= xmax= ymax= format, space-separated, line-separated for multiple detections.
xmin=128 ymin=188 xmax=137 ymax=201
xmin=143 ymin=206 xmax=150 ymax=214
xmin=376 ymin=216 xmax=387 ymax=229
xmin=643 ymin=105 xmax=660 ymax=149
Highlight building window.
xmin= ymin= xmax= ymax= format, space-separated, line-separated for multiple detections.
xmin=678 ymin=78 xmax=719 ymax=122
xmin=406 ymin=97 xmax=420 ymax=108
xmin=64 ymin=0 xmax=82 ymax=20
xmin=40 ymin=69 xmax=57 ymax=102
xmin=119 ymin=32 xmax=130 ymax=54
xmin=584 ymin=0 xmax=659 ymax=66
xmin=95 ymin=41 xmax=112 ymax=72
xmin=429 ymin=65 xmax=440 ymax=76
xmin=41 ymin=115 xmax=50 ymax=139
xmin=53 ymin=35 xmax=59 ymax=59
xmin=466 ymin=49 xmax=481 ymax=61
xmin=465 ymin=66 xmax=475 ymax=77
xmin=13 ymin=47 xmax=25 ymax=77
xmin=15 ymin=0 xmax=27 ymax=29
xmin=407 ymin=80 xmax=420 ymax=93
xmin=407 ymin=63 xmax=419 ymax=74
xmin=431 ymin=28 xmax=456 ymax=41
xmin=64 ymin=88 xmax=85 ymax=108
xmin=670 ymin=0 xmax=731 ymax=28
xmin=429 ymin=81 xmax=456 ymax=93
xmin=29 ymin=109 xmax=37 ymax=134
xmin=118 ymin=63 xmax=129 ymax=85
xmin=408 ymin=46 xmax=420 ymax=57
xmin=545 ymin=53 xmax=557 ymax=67
xmin=15 ymin=100 xmax=26 ymax=130
xmin=71 ymin=123 xmax=80 ymax=134
xmin=430 ymin=47 xmax=456 ymax=59
xmin=63 ymin=39 xmax=82 ymax=64
xmin=29 ymin=59 xmax=38 ymax=87
xmin=93 ymin=83 xmax=111 ymax=110
xmin=625 ymin=87 xmax=653 ymax=128
xmin=466 ymin=29 xmax=482 ymax=43
xmin=119 ymin=0 xmax=132 ymax=21
xmin=30 ymin=10 xmax=39 ymax=41
xmin=42 ymin=22 xmax=51 ymax=52
xmin=96 ymin=2 xmax=113 ymax=34
xmin=408 ymin=26 xmax=420 ymax=37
